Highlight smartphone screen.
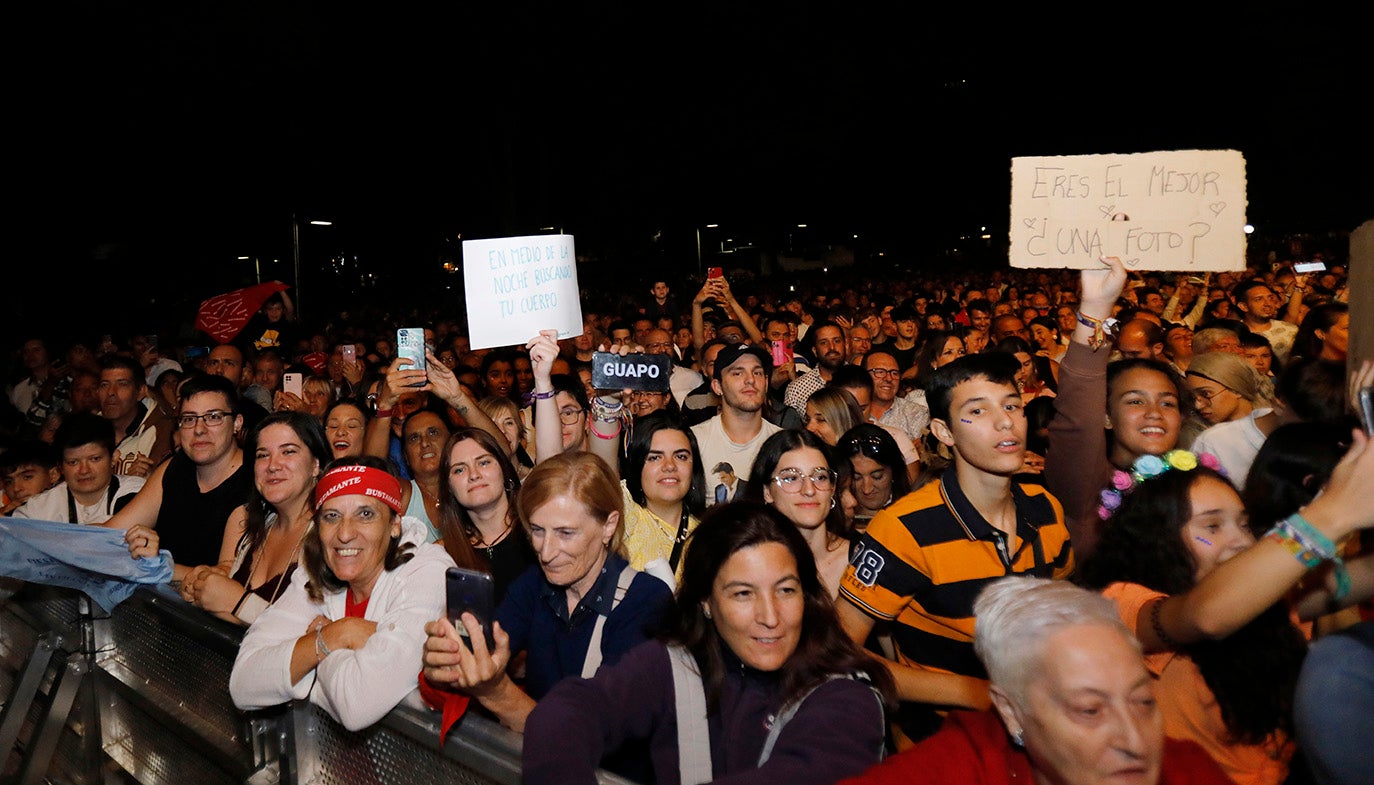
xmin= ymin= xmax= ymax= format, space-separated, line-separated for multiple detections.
xmin=446 ymin=567 xmax=496 ymax=651
xmin=340 ymin=345 xmax=357 ymax=364
xmin=1294 ymin=261 xmax=1327 ymax=274
xmin=283 ymin=372 xmax=303 ymax=398
xmin=1359 ymin=387 xmax=1374 ymax=437
xmin=396 ymin=328 xmax=427 ymax=387
xmin=707 ymin=267 xmax=723 ymax=279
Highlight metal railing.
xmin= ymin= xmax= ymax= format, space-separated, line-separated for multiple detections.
xmin=1 ymin=583 xmax=634 ymax=785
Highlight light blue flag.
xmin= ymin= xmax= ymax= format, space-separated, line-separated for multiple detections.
xmin=0 ymin=517 xmax=173 ymax=612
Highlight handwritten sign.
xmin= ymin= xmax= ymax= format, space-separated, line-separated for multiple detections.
xmin=1010 ymin=150 xmax=1247 ymax=271
xmin=462 ymin=234 xmax=583 ymax=350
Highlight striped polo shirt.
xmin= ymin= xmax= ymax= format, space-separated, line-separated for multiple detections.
xmin=839 ymin=469 xmax=1074 ymax=680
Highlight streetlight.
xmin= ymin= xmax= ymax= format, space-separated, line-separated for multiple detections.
xmin=292 ymin=216 xmax=333 ymax=322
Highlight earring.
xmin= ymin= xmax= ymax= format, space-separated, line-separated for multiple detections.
xmin=1011 ymin=729 xmax=1025 ymax=748
xmin=703 ymin=608 xmax=712 ymax=620
xmin=504 ymin=477 xmax=515 ymax=491
xmin=829 ymin=497 xmax=837 ymax=510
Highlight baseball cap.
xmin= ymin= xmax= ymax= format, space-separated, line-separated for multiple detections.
xmin=712 ymin=344 xmax=773 ymax=380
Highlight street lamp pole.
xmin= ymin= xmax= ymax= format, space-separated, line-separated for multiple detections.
xmin=292 ymin=215 xmax=302 ymax=321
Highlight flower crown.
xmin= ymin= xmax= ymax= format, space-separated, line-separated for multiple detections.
xmin=1097 ymin=449 xmax=1225 ymax=521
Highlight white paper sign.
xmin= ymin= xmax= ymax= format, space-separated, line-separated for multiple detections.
xmin=1010 ymin=149 xmax=1247 ymax=271
xmin=462 ymin=234 xmax=583 ymax=350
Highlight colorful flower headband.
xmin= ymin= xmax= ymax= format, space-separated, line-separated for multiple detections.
xmin=1098 ymin=449 xmax=1225 ymax=521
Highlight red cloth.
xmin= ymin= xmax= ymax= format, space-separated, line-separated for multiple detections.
xmin=417 ymin=672 xmax=471 ymax=744
xmin=195 ymin=282 xmax=290 ymax=343
xmin=839 ymin=709 xmax=1235 ymax=785
xmin=300 ymin=351 xmax=328 ymax=376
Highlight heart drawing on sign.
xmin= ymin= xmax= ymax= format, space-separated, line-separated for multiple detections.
xmin=1023 ymin=218 xmax=1039 ymax=229
xmin=1124 ymin=258 xmax=1142 ymax=267
xmin=1098 ymin=205 xmax=1117 ymax=218
xmin=1209 ymin=202 xmax=1226 ymax=216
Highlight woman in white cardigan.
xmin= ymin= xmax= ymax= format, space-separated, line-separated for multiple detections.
xmin=230 ymin=457 xmax=455 ymax=731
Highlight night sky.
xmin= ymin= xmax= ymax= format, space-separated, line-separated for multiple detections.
xmin=15 ymin=8 xmax=1370 ymax=334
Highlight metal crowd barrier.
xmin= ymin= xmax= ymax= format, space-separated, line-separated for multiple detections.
xmin=0 ymin=583 xmax=635 ymax=785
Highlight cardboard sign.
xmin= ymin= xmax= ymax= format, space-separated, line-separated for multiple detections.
xmin=591 ymin=352 xmax=672 ymax=392
xmin=1010 ymin=150 xmax=1247 ymax=271
xmin=462 ymin=234 xmax=583 ymax=350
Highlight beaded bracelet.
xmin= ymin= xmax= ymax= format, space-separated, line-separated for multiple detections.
xmin=590 ymin=397 xmax=624 ymax=422
xmin=315 ymin=626 xmax=332 ymax=660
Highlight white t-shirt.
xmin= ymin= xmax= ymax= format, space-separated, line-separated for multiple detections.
xmin=1190 ymin=408 xmax=1272 ymax=492
xmin=691 ymin=415 xmax=782 ymax=505
xmin=14 ymin=475 xmax=147 ymax=524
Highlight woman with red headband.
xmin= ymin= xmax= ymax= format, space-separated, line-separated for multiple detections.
xmin=229 ymin=456 xmax=456 ymax=731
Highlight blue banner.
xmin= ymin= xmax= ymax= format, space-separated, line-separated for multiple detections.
xmin=0 ymin=518 xmax=173 ymax=612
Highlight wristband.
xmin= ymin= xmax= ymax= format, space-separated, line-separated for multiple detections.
xmin=1075 ymin=312 xmax=1116 ymax=352
xmin=589 ymin=419 xmax=622 ymax=440
xmin=374 ymin=408 xmax=394 ymax=418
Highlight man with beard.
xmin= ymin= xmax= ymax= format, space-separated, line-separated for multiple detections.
xmin=690 ymin=344 xmax=781 ymax=505
xmin=782 ymin=322 xmax=849 ymax=420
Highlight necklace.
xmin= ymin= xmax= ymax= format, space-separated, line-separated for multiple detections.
xmin=473 ymin=518 xmax=515 ymax=559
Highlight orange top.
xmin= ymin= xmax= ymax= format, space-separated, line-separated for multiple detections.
xmin=1104 ymin=581 xmax=1294 ymax=785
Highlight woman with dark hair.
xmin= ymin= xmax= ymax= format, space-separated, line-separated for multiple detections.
xmin=586 ymin=409 xmax=707 ymax=584
xmin=523 ymin=501 xmax=895 ymax=785
xmin=910 ymin=330 xmax=966 ymax=389
xmin=421 ymin=452 xmax=671 ymax=734
xmin=1075 ymin=438 xmax=1374 ymax=785
xmin=322 ymin=400 xmax=368 ymax=460
xmin=1046 ymin=256 xmax=1187 ymax=557
xmin=742 ymin=429 xmax=853 ymax=596
xmin=1028 ymin=315 xmax=1065 ymax=363
xmin=834 ymin=424 xmax=911 ymax=531
xmin=230 ymin=456 xmax=455 ymax=730
xmin=993 ymin=336 xmax=1056 ymax=404
xmin=436 ymin=427 xmax=534 ymax=604
xmin=1291 ymin=302 xmax=1348 ymax=363
xmin=179 ymin=411 xmax=331 ymax=624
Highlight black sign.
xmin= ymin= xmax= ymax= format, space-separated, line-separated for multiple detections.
xmin=591 ymin=352 xmax=673 ymax=392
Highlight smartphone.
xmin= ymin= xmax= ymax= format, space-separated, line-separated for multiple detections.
xmin=1294 ymin=260 xmax=1327 ymax=274
xmin=771 ymin=339 xmax=793 ymax=367
xmin=396 ymin=328 xmax=427 ymax=386
xmin=340 ymin=344 xmax=357 ymax=364
xmin=283 ymin=372 xmax=303 ymax=398
xmin=445 ymin=567 xmax=496 ymax=651
xmin=1359 ymin=386 xmax=1374 ymax=437
xmin=707 ymin=267 xmax=723 ymax=280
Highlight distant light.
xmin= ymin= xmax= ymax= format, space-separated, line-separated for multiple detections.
xmin=309 ymin=220 xmax=332 ymax=226
xmin=823 ymin=267 xmax=829 ymax=273
xmin=980 ymin=234 xmax=991 ymax=240
xmin=797 ymin=224 xmax=807 ymax=228
xmin=980 ymin=226 xmax=986 ymax=232
xmin=878 ymin=252 xmax=885 ymax=257
xmin=706 ymin=224 xmax=719 ymax=229
xmin=852 ymin=234 xmax=859 ymax=239
xmin=540 ymin=226 xmax=555 ymax=231
xmin=1243 ymin=224 xmax=1254 ymax=234
xmin=237 ymin=256 xmax=250 ymax=260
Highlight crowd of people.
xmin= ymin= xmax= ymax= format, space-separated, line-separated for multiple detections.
xmin=2 ymin=250 xmax=1370 ymax=785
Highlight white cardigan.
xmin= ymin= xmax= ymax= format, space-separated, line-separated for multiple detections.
xmin=229 ymin=516 xmax=454 ymax=731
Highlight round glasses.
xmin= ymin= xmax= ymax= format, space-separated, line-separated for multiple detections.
xmin=771 ymin=468 xmax=837 ymax=494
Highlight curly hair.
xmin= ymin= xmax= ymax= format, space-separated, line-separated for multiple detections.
xmin=1076 ymin=465 xmax=1306 ymax=744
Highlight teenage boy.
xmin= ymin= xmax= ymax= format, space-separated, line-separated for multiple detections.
xmin=691 ymin=344 xmax=781 ymax=504
xmin=836 ymin=353 xmax=1074 ymax=744
xmin=13 ymin=412 xmax=145 ymax=524
xmin=1 ymin=440 xmax=60 ymax=515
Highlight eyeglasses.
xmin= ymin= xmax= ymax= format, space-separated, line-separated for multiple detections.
xmin=867 ymin=368 xmax=900 ymax=379
xmin=843 ymin=435 xmax=887 ymax=457
xmin=1191 ymin=387 xmax=1231 ymax=402
xmin=558 ymin=407 xmax=585 ymax=425
xmin=177 ymin=410 xmax=232 ymax=429
xmin=771 ymin=468 xmax=837 ymax=493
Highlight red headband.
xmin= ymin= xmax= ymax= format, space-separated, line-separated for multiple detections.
xmin=314 ymin=465 xmax=404 ymax=515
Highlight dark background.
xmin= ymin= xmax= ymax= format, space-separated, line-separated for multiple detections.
xmin=13 ymin=7 xmax=1371 ymax=336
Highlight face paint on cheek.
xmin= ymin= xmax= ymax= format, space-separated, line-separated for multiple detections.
xmin=1194 ymin=536 xmax=1213 ymax=546
xmin=960 ymin=418 xmax=973 ymax=424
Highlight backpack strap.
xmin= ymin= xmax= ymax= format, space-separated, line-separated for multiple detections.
xmin=580 ymin=565 xmax=637 ymax=679
xmin=668 ymin=643 xmax=713 ymax=785
xmin=757 ymin=673 xmax=886 ymax=767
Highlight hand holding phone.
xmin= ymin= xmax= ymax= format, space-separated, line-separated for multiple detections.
xmin=446 ymin=567 xmax=496 ymax=652
xmin=396 ymin=328 xmax=427 ymax=387
xmin=340 ymin=344 xmax=357 ymax=364
xmin=283 ymin=372 xmax=304 ymax=398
